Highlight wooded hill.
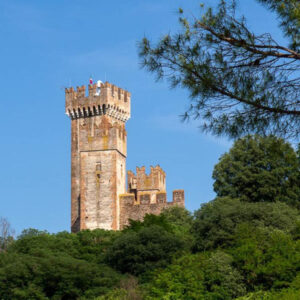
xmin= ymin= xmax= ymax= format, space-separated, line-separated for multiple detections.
xmin=0 ymin=135 xmax=300 ymax=300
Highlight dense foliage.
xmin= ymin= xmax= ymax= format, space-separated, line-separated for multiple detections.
xmin=106 ymin=223 xmax=185 ymax=276
xmin=213 ymin=135 xmax=300 ymax=206
xmin=192 ymin=197 xmax=300 ymax=251
xmin=0 ymin=229 xmax=121 ymax=299
xmin=1 ymin=135 xmax=299 ymax=299
xmin=145 ymin=251 xmax=246 ymax=300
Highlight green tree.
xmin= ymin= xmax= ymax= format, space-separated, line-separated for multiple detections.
xmin=0 ymin=251 xmax=121 ymax=300
xmin=236 ymin=289 xmax=300 ymax=300
xmin=213 ymin=135 xmax=300 ymax=206
xmin=17 ymin=228 xmax=48 ymax=239
xmin=124 ymin=213 xmax=172 ymax=233
xmin=106 ymin=224 xmax=185 ymax=276
xmin=192 ymin=197 xmax=300 ymax=251
xmin=139 ymin=0 xmax=300 ymax=139
xmin=145 ymin=251 xmax=245 ymax=300
xmin=0 ymin=230 xmax=121 ymax=299
xmin=231 ymin=224 xmax=300 ymax=291
xmin=161 ymin=206 xmax=193 ymax=231
xmin=161 ymin=206 xmax=195 ymax=249
xmin=95 ymin=276 xmax=143 ymax=300
xmin=75 ymin=229 xmax=120 ymax=263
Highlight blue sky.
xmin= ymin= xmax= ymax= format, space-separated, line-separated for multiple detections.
xmin=0 ymin=0 xmax=283 ymax=234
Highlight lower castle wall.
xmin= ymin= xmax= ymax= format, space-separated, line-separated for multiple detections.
xmin=119 ymin=190 xmax=184 ymax=229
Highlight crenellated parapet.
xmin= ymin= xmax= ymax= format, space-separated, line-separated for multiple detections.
xmin=65 ymin=82 xmax=131 ymax=122
xmin=119 ymin=190 xmax=184 ymax=206
xmin=122 ymin=164 xmax=184 ymax=228
xmin=119 ymin=189 xmax=185 ymax=228
xmin=127 ymin=165 xmax=166 ymax=192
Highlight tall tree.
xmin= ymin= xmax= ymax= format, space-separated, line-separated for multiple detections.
xmin=139 ymin=0 xmax=300 ymax=139
xmin=212 ymin=135 xmax=300 ymax=206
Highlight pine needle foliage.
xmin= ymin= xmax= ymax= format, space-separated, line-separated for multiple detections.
xmin=139 ymin=0 xmax=300 ymax=140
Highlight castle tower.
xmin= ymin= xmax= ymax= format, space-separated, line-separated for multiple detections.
xmin=65 ymin=81 xmax=131 ymax=232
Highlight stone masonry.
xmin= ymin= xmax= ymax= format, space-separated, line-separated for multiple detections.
xmin=65 ymin=81 xmax=184 ymax=232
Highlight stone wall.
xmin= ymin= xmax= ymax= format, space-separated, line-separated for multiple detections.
xmin=119 ymin=189 xmax=185 ymax=228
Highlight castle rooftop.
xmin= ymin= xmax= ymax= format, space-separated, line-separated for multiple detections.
xmin=65 ymin=81 xmax=131 ymax=122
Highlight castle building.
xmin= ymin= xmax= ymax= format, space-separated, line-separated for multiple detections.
xmin=65 ymin=81 xmax=184 ymax=232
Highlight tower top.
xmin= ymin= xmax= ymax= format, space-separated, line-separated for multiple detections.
xmin=127 ymin=165 xmax=166 ymax=192
xmin=65 ymin=81 xmax=131 ymax=122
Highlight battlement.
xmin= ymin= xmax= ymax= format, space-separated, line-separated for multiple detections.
xmin=127 ymin=165 xmax=166 ymax=192
xmin=119 ymin=189 xmax=185 ymax=228
xmin=65 ymin=81 xmax=131 ymax=122
xmin=119 ymin=190 xmax=184 ymax=207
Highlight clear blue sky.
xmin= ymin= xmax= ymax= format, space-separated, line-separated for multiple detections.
xmin=0 ymin=0 xmax=283 ymax=234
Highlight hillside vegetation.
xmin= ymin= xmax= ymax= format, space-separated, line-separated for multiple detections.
xmin=0 ymin=135 xmax=300 ymax=300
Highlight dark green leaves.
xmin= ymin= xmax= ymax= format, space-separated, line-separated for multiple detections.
xmin=0 ymin=230 xmax=121 ymax=299
xmin=106 ymin=223 xmax=185 ymax=276
xmin=192 ymin=197 xmax=299 ymax=251
xmin=212 ymin=135 xmax=300 ymax=206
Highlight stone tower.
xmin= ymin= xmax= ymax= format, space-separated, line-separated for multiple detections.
xmin=65 ymin=81 xmax=131 ymax=232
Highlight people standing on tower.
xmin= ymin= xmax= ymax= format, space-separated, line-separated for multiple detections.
xmin=95 ymin=80 xmax=103 ymax=96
